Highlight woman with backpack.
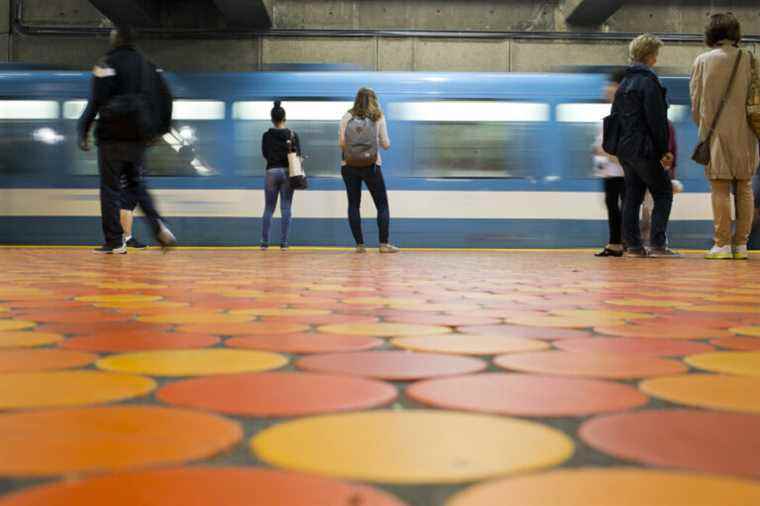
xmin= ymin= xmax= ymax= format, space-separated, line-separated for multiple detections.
xmin=261 ymin=101 xmax=300 ymax=251
xmin=339 ymin=88 xmax=399 ymax=253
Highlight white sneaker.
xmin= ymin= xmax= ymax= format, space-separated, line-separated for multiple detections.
xmin=355 ymin=245 xmax=367 ymax=253
xmin=379 ymin=243 xmax=400 ymax=254
xmin=734 ymin=245 xmax=749 ymax=260
xmin=705 ymin=245 xmax=733 ymax=260
xmin=157 ymin=223 xmax=177 ymax=252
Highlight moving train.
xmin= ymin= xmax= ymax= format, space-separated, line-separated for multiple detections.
xmin=0 ymin=67 xmax=718 ymax=248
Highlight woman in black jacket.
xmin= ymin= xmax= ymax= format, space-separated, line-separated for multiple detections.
xmin=261 ymin=101 xmax=301 ymax=250
xmin=611 ymin=33 xmax=678 ymax=258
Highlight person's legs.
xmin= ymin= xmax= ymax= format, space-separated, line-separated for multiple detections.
xmin=604 ymin=177 xmax=625 ymax=247
xmin=261 ymin=169 xmax=280 ymax=246
xmin=710 ymin=179 xmax=732 ymax=248
xmin=634 ymin=160 xmax=673 ymax=250
xmin=97 ymin=144 xmax=125 ymax=248
xmin=733 ymin=178 xmax=755 ymax=249
xmin=121 ymin=144 xmax=174 ymax=247
xmin=620 ymin=159 xmax=648 ymax=251
xmin=120 ymin=210 xmax=133 ymax=238
xmin=640 ymin=192 xmax=654 ymax=247
xmin=341 ymin=166 xmax=364 ymax=246
xmin=363 ymin=165 xmax=391 ymax=245
xmin=278 ymin=170 xmax=294 ymax=246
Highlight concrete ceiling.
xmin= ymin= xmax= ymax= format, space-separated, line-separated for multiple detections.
xmin=87 ymin=0 xmax=272 ymax=29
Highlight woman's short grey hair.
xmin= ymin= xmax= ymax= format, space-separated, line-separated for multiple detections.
xmin=629 ymin=33 xmax=664 ymax=64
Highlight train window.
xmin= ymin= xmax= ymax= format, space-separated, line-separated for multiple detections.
xmin=172 ymin=100 xmax=226 ymax=120
xmin=556 ymin=102 xmax=608 ymax=179
xmin=388 ymin=101 xmax=549 ymax=178
xmin=63 ymin=100 xmax=88 ymax=120
xmin=556 ymin=103 xmax=610 ymax=123
xmin=0 ymin=101 xmax=59 ymax=120
xmin=668 ymin=105 xmax=689 ymax=123
xmin=232 ymin=101 xmax=353 ymax=177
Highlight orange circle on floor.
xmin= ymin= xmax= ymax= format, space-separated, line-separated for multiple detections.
xmin=391 ymin=334 xmax=549 ymax=355
xmin=594 ymin=324 xmax=733 ymax=340
xmin=494 ymin=351 xmax=687 ymax=379
xmin=0 ymin=406 xmax=241 ymax=477
xmin=297 ymin=351 xmax=486 ymax=380
xmin=446 ymin=468 xmax=760 ymax=506
xmin=138 ymin=312 xmax=253 ymax=325
xmin=640 ymin=374 xmax=760 ymax=414
xmin=0 ymin=320 xmax=36 ymax=332
xmin=0 ymin=467 xmax=406 ymax=506
xmin=580 ymin=409 xmax=760 ymax=478
xmin=0 ymin=370 xmax=156 ymax=410
xmin=710 ymin=337 xmax=760 ymax=351
xmin=458 ymin=325 xmax=593 ymax=340
xmin=554 ymin=337 xmax=714 ymax=356
xmin=252 ymin=410 xmax=573 ymax=484
xmin=15 ymin=310 xmax=128 ymax=324
xmin=177 ymin=322 xmax=309 ymax=336
xmin=0 ymin=349 xmax=97 ymax=372
xmin=0 ymin=331 xmax=63 ymax=348
xmin=225 ymin=333 xmax=383 ymax=354
xmin=158 ymin=372 xmax=397 ymax=417
xmin=408 ymin=373 xmax=648 ymax=417
xmin=317 ymin=323 xmax=452 ymax=337
xmin=61 ymin=332 xmax=220 ymax=352
xmin=685 ymin=351 xmax=760 ymax=377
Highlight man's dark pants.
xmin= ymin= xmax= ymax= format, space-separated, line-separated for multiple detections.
xmin=98 ymin=142 xmax=163 ymax=247
xmin=620 ymin=157 xmax=673 ymax=249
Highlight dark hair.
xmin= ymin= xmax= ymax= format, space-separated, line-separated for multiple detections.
xmin=271 ymin=100 xmax=286 ymax=123
xmin=705 ymin=12 xmax=741 ymax=47
xmin=609 ymin=68 xmax=626 ymax=85
xmin=113 ymin=25 xmax=137 ymax=47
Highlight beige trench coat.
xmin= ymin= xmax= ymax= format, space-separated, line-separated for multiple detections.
xmin=690 ymin=42 xmax=759 ymax=180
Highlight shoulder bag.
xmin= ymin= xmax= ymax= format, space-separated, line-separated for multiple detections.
xmin=287 ymin=130 xmax=308 ymax=190
xmin=747 ymin=51 xmax=760 ymax=139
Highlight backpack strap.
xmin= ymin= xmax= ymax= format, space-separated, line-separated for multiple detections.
xmin=705 ymin=50 xmax=743 ymax=142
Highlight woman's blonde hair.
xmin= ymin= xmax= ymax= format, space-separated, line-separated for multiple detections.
xmin=349 ymin=87 xmax=383 ymax=122
xmin=629 ymin=33 xmax=663 ymax=64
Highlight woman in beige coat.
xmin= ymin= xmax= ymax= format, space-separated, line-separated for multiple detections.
xmin=690 ymin=12 xmax=759 ymax=260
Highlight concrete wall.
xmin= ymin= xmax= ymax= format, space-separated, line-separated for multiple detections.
xmin=6 ymin=0 xmax=760 ymax=72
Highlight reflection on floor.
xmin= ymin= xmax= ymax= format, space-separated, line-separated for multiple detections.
xmin=0 ymin=249 xmax=759 ymax=506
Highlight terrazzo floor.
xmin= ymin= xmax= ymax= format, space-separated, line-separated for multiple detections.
xmin=0 ymin=248 xmax=759 ymax=505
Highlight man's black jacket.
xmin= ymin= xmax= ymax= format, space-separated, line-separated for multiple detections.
xmin=611 ymin=64 xmax=671 ymax=162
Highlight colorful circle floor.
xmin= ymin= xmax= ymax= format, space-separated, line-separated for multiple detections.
xmin=1 ymin=249 xmax=760 ymax=504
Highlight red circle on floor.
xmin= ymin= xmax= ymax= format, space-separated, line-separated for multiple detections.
xmin=407 ymin=373 xmax=648 ymax=417
xmin=554 ymin=337 xmax=714 ymax=356
xmin=157 ymin=372 xmax=397 ymax=417
xmin=61 ymin=332 xmax=220 ymax=352
xmin=226 ymin=333 xmax=383 ymax=354
xmin=39 ymin=321 xmax=172 ymax=337
xmin=580 ymin=409 xmax=760 ymax=478
xmin=594 ymin=324 xmax=733 ymax=340
xmin=710 ymin=337 xmax=760 ymax=351
xmin=14 ymin=310 xmax=129 ymax=324
xmin=379 ymin=312 xmax=503 ymax=327
xmin=0 ymin=467 xmax=405 ymax=506
xmin=494 ymin=351 xmax=687 ymax=379
xmin=297 ymin=351 xmax=487 ymax=381
xmin=177 ymin=322 xmax=309 ymax=336
xmin=0 ymin=349 xmax=98 ymax=372
xmin=457 ymin=325 xmax=593 ymax=340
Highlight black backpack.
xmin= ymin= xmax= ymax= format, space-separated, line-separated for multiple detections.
xmin=101 ymin=56 xmax=173 ymax=142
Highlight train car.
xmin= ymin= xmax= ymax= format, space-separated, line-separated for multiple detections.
xmin=0 ymin=68 xmax=714 ymax=248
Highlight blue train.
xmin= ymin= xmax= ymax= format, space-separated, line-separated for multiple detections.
xmin=0 ymin=68 xmax=716 ymax=248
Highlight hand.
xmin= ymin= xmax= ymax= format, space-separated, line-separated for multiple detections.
xmin=661 ymin=152 xmax=674 ymax=170
xmin=79 ymin=138 xmax=91 ymax=152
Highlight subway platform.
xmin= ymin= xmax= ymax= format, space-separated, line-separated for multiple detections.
xmin=0 ymin=248 xmax=759 ymax=505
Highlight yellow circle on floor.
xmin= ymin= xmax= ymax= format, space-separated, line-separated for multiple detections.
xmin=0 ymin=320 xmax=36 ymax=332
xmin=683 ymin=304 xmax=760 ymax=313
xmin=685 ymin=351 xmax=760 ymax=377
xmin=93 ymin=282 xmax=166 ymax=290
xmin=76 ymin=294 xmax=163 ymax=304
xmin=252 ymin=410 xmax=573 ymax=484
xmin=0 ymin=370 xmax=155 ymax=409
xmin=96 ymin=349 xmax=288 ymax=377
xmin=640 ymin=374 xmax=760 ymax=414
xmin=391 ymin=335 xmax=549 ymax=356
xmin=446 ymin=468 xmax=760 ymax=506
xmin=730 ymin=326 xmax=760 ymax=337
xmin=138 ymin=312 xmax=253 ymax=325
xmin=342 ymin=297 xmax=425 ymax=306
xmin=551 ymin=309 xmax=655 ymax=321
xmin=230 ymin=308 xmax=332 ymax=317
xmin=318 ymin=323 xmax=452 ymax=338
xmin=216 ymin=289 xmax=266 ymax=298
xmin=0 ymin=331 xmax=63 ymax=348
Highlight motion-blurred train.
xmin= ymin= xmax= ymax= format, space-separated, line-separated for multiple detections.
xmin=0 ymin=66 xmax=717 ymax=248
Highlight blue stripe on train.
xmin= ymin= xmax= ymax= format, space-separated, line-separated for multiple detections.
xmin=0 ymin=217 xmax=725 ymax=249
